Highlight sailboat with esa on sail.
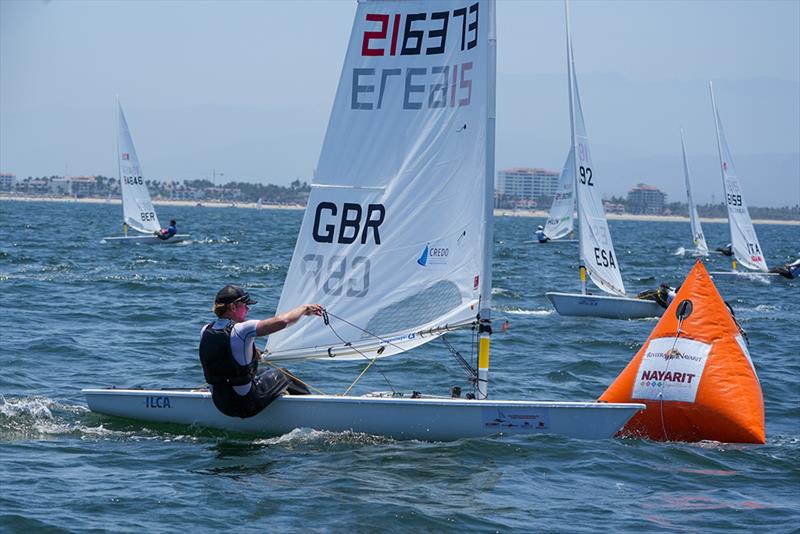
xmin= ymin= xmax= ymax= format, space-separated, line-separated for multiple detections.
xmin=101 ymin=99 xmax=189 ymax=245
xmin=544 ymin=2 xmax=663 ymax=320
xmin=707 ymin=83 xmax=778 ymax=280
xmin=83 ymin=0 xmax=644 ymax=440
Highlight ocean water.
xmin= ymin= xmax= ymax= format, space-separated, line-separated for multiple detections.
xmin=0 ymin=200 xmax=798 ymax=532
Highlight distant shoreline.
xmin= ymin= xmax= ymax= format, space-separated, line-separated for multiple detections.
xmin=1 ymin=194 xmax=797 ymax=226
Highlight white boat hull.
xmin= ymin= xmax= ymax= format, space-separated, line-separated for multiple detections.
xmin=102 ymin=233 xmax=190 ymax=245
xmin=82 ymin=388 xmax=645 ymax=441
xmin=545 ymin=292 xmax=664 ymax=319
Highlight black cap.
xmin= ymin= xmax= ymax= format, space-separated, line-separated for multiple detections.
xmin=214 ymin=284 xmax=257 ymax=306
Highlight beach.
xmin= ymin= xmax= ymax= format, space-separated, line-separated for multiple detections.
xmin=2 ymin=194 xmax=797 ymax=225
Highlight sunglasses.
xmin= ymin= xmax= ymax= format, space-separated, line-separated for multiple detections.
xmin=232 ymin=294 xmax=252 ymax=308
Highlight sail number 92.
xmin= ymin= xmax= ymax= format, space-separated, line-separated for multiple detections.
xmin=579 ymin=166 xmax=593 ymax=186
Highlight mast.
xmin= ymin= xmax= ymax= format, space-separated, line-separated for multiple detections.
xmin=477 ymin=0 xmax=497 ymax=400
xmin=680 ymin=127 xmax=705 ymax=254
xmin=564 ymin=0 xmax=585 ymax=294
xmin=709 ymin=82 xmax=736 ymax=270
xmin=680 ymin=127 xmax=691 ymax=247
xmin=115 ymin=96 xmax=125 ymax=236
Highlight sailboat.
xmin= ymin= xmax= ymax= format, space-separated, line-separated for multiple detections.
xmin=707 ymin=83 xmax=777 ymax=280
xmin=84 ymin=0 xmax=643 ymax=441
xmin=102 ymin=99 xmax=189 ymax=245
xmin=544 ymin=3 xmax=663 ymax=320
xmin=538 ymin=147 xmax=578 ymax=243
xmin=680 ymin=129 xmax=709 ymax=256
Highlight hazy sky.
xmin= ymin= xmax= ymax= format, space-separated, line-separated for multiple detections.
xmin=2 ymin=0 xmax=799 ymax=206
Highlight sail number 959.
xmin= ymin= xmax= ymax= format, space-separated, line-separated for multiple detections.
xmin=727 ymin=193 xmax=742 ymax=206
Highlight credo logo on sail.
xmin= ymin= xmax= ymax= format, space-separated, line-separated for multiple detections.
xmin=416 ymin=241 xmax=450 ymax=269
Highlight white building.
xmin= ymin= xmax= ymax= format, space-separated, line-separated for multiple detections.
xmin=69 ymin=176 xmax=97 ymax=198
xmin=0 ymin=173 xmax=16 ymax=192
xmin=496 ymin=167 xmax=559 ymax=201
xmin=627 ymin=183 xmax=666 ymax=215
xmin=50 ymin=177 xmax=71 ymax=195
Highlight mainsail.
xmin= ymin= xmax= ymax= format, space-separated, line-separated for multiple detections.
xmin=267 ymin=0 xmax=491 ymax=361
xmin=709 ymin=83 xmax=768 ymax=272
xmin=680 ymin=129 xmax=708 ymax=256
xmin=117 ymin=100 xmax=160 ymax=234
xmin=566 ymin=9 xmax=625 ymax=296
xmin=543 ymin=146 xmax=575 ymax=240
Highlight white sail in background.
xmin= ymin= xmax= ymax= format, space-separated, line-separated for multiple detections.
xmin=680 ymin=129 xmax=708 ymax=256
xmin=117 ymin=101 xmax=160 ymax=234
xmin=568 ymin=29 xmax=625 ymax=296
xmin=543 ymin=147 xmax=575 ymax=240
xmin=267 ymin=0 xmax=490 ymax=361
xmin=709 ymin=83 xmax=768 ymax=272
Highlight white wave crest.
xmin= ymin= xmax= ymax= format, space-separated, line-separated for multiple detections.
xmin=502 ymin=308 xmax=553 ymax=316
xmin=254 ymin=427 xmax=393 ymax=447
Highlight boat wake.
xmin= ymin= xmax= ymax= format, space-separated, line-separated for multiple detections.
xmin=501 ymin=307 xmax=554 ymax=317
xmin=253 ymin=427 xmax=396 ymax=448
xmin=0 ymin=395 xmax=197 ymax=442
xmin=491 ymin=287 xmax=521 ymax=299
xmin=0 ymin=395 xmax=88 ymax=438
xmin=674 ymin=247 xmax=687 ymax=257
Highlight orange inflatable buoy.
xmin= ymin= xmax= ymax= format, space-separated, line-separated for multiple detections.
xmin=599 ymin=260 xmax=765 ymax=443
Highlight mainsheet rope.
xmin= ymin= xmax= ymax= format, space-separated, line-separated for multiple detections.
xmin=261 ymin=308 xmax=479 ymax=397
xmin=321 ymin=309 xmax=397 ymax=395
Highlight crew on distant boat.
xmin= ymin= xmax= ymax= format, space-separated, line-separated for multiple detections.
xmin=199 ymin=284 xmax=322 ymax=419
xmin=535 ymin=225 xmax=550 ymax=243
xmin=153 ymin=219 xmax=178 ymax=241
xmin=155 ymin=219 xmax=177 ymax=240
xmin=637 ymin=283 xmax=677 ymax=309
xmin=716 ymin=243 xmax=733 ymax=257
xmin=769 ymin=258 xmax=800 ymax=279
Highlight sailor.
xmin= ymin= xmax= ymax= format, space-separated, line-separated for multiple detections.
xmin=716 ymin=243 xmax=733 ymax=257
xmin=637 ymin=283 xmax=677 ymax=309
xmin=657 ymin=283 xmax=678 ymax=309
xmin=155 ymin=219 xmax=177 ymax=240
xmin=769 ymin=258 xmax=800 ymax=279
xmin=199 ymin=284 xmax=323 ymax=418
xmin=535 ymin=225 xmax=550 ymax=243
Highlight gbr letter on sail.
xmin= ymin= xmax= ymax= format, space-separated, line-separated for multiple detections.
xmin=267 ymin=1 xmax=490 ymax=361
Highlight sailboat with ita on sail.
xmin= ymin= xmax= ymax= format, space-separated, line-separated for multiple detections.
xmin=707 ymin=83 xmax=778 ymax=280
xmin=84 ymin=0 xmax=643 ymax=441
xmin=680 ymin=128 xmax=709 ymax=257
xmin=544 ymin=3 xmax=663 ymax=320
xmin=101 ymin=99 xmax=189 ymax=245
